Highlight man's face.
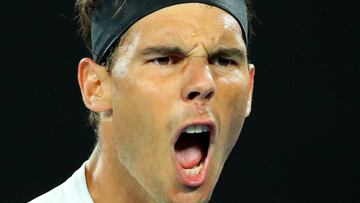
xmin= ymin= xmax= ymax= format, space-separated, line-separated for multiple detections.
xmin=105 ymin=3 xmax=254 ymax=202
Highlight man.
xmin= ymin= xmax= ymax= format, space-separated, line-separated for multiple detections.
xmin=31 ymin=0 xmax=255 ymax=202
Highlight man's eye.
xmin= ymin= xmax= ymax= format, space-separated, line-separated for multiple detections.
xmin=211 ymin=57 xmax=237 ymax=67
xmin=152 ymin=56 xmax=180 ymax=65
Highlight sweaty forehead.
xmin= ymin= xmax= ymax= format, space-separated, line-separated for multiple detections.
xmin=127 ymin=3 xmax=244 ymax=48
xmin=137 ymin=4 xmax=241 ymax=30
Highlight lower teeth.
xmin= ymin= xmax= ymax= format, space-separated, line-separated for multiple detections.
xmin=183 ymin=163 xmax=204 ymax=177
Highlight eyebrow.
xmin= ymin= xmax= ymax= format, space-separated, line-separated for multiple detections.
xmin=140 ymin=46 xmax=246 ymax=60
xmin=208 ymin=48 xmax=246 ymax=60
xmin=140 ymin=46 xmax=186 ymax=56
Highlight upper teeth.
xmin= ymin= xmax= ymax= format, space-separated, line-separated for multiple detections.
xmin=183 ymin=125 xmax=210 ymax=134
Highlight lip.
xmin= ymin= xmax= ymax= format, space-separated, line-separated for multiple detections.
xmin=172 ymin=119 xmax=216 ymax=187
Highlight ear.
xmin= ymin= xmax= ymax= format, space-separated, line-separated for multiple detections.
xmin=78 ymin=58 xmax=112 ymax=113
xmin=245 ymin=64 xmax=255 ymax=117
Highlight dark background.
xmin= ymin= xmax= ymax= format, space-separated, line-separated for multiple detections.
xmin=1 ymin=0 xmax=359 ymax=202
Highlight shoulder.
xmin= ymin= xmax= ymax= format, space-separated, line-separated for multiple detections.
xmin=29 ymin=162 xmax=93 ymax=203
xmin=29 ymin=183 xmax=68 ymax=203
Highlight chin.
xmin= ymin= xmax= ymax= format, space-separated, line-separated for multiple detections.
xmin=167 ymin=189 xmax=212 ymax=203
xmin=161 ymin=171 xmax=219 ymax=203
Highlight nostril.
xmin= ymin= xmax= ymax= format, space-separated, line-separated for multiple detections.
xmin=205 ymin=91 xmax=214 ymax=100
xmin=188 ymin=92 xmax=200 ymax=100
xmin=187 ymin=90 xmax=214 ymax=101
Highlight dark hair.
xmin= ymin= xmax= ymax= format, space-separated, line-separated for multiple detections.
xmin=75 ymin=0 xmax=255 ymax=128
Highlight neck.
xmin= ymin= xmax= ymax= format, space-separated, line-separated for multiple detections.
xmin=85 ymin=121 xmax=155 ymax=203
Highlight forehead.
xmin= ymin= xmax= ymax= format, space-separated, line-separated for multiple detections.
xmin=125 ymin=3 xmax=245 ymax=49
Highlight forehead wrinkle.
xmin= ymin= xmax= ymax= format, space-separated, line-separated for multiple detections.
xmin=186 ymin=44 xmax=209 ymax=58
xmin=137 ymin=28 xmax=189 ymax=51
xmin=222 ymin=14 xmax=242 ymax=33
xmin=189 ymin=26 xmax=244 ymax=52
xmin=139 ymin=21 xmax=216 ymax=47
xmin=132 ymin=12 xmax=245 ymax=58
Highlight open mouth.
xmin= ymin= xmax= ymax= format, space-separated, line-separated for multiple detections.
xmin=174 ymin=123 xmax=214 ymax=187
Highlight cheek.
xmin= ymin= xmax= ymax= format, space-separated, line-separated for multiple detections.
xmin=110 ymin=74 xmax=182 ymax=191
xmin=110 ymin=75 xmax=179 ymax=160
xmin=215 ymin=72 xmax=249 ymax=119
xmin=111 ymin=78 xmax=159 ymax=144
xmin=214 ymin=75 xmax=249 ymax=155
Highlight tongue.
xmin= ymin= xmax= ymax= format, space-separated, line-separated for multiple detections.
xmin=175 ymin=140 xmax=203 ymax=169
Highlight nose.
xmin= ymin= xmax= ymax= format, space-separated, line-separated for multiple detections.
xmin=181 ymin=59 xmax=216 ymax=103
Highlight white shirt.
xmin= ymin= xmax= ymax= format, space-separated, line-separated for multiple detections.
xmin=29 ymin=162 xmax=94 ymax=203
